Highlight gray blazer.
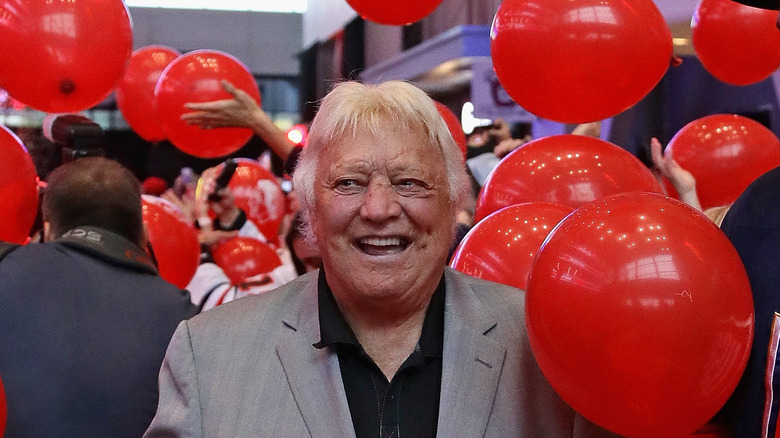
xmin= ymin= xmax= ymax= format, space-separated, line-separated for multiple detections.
xmin=144 ymin=268 xmax=618 ymax=437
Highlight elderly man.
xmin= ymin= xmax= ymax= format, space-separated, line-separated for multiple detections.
xmin=144 ymin=81 xmax=615 ymax=437
xmin=0 ymin=157 xmax=197 ymax=437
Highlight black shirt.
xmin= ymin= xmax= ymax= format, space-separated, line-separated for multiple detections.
xmin=314 ymin=270 xmax=445 ymax=438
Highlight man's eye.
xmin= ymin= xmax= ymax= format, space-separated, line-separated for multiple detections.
xmin=335 ymin=179 xmax=358 ymax=188
xmin=397 ymin=179 xmax=422 ymax=188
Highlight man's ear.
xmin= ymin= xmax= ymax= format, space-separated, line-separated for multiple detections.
xmin=141 ymin=224 xmax=150 ymax=248
xmin=42 ymin=222 xmax=52 ymax=242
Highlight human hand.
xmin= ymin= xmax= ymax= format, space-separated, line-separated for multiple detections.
xmin=487 ymin=118 xmax=513 ymax=143
xmin=571 ymin=121 xmax=601 ymax=138
xmin=195 ymin=165 xmax=239 ymax=224
xmin=494 ymin=135 xmax=532 ymax=158
xmin=650 ymin=137 xmax=702 ymax=210
xmin=160 ymin=189 xmax=196 ymax=224
xmin=181 ymin=80 xmax=262 ymax=129
xmin=198 ymin=228 xmax=239 ymax=247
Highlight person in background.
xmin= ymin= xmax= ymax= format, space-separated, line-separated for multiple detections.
xmin=718 ymin=165 xmax=780 ymax=438
xmin=143 ymin=80 xmax=618 ymax=437
xmin=0 ymin=157 xmax=197 ymax=438
xmin=284 ymin=210 xmax=322 ymax=276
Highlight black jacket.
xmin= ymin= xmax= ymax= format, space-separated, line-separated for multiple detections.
xmin=0 ymin=227 xmax=197 ymax=438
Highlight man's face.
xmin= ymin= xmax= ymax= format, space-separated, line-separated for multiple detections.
xmin=311 ymin=122 xmax=457 ymax=307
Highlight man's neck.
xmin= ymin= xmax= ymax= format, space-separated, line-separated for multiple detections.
xmin=343 ymin=305 xmax=428 ymax=381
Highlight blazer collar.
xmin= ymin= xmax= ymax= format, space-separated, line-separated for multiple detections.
xmin=276 ymin=271 xmax=357 ymax=438
xmin=276 ymin=268 xmax=505 ymax=437
xmin=437 ymin=267 xmax=506 ymax=437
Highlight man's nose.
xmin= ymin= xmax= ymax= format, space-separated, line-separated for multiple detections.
xmin=360 ymin=180 xmax=402 ymax=222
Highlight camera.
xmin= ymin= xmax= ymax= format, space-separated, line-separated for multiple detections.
xmin=43 ymin=113 xmax=105 ymax=163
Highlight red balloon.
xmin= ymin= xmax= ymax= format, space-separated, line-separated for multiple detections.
xmin=226 ymin=159 xmax=286 ymax=245
xmin=526 ymin=192 xmax=754 ymax=437
xmin=692 ymin=0 xmax=780 ymax=85
xmin=155 ymin=50 xmax=261 ymax=158
xmin=666 ymin=114 xmax=780 ymax=210
xmin=211 ymin=236 xmax=282 ymax=285
xmin=434 ymin=101 xmax=467 ymax=162
xmin=490 ymin=0 xmax=672 ymax=123
xmin=450 ymin=202 xmax=573 ymax=290
xmin=0 ymin=0 xmax=132 ymax=112
xmin=0 ymin=125 xmax=38 ymax=244
xmin=475 ymin=134 xmax=663 ymax=222
xmin=142 ymin=195 xmax=200 ymax=289
xmin=116 ymin=46 xmax=181 ymax=142
xmin=346 ymin=0 xmax=444 ymax=25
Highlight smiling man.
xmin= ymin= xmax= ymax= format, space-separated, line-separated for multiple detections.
xmin=144 ymin=81 xmax=618 ymax=438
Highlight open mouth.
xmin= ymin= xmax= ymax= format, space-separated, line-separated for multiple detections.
xmin=357 ymin=236 xmax=410 ymax=256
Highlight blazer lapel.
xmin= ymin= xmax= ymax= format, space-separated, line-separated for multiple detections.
xmin=276 ymin=274 xmax=356 ymax=438
xmin=437 ymin=268 xmax=507 ymax=437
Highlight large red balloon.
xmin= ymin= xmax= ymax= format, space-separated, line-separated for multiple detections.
xmin=155 ymin=50 xmax=261 ymax=158
xmin=490 ymin=0 xmax=672 ymax=123
xmin=526 ymin=192 xmax=754 ymax=437
xmin=226 ymin=159 xmax=286 ymax=245
xmin=0 ymin=0 xmax=132 ymax=112
xmin=666 ymin=114 xmax=780 ymax=210
xmin=117 ymin=46 xmax=181 ymax=142
xmin=434 ymin=101 xmax=467 ymax=162
xmin=692 ymin=0 xmax=780 ymax=85
xmin=346 ymin=0 xmax=444 ymax=25
xmin=450 ymin=202 xmax=573 ymax=290
xmin=211 ymin=236 xmax=282 ymax=285
xmin=142 ymin=195 xmax=200 ymax=289
xmin=475 ymin=134 xmax=663 ymax=222
xmin=0 ymin=125 xmax=38 ymax=244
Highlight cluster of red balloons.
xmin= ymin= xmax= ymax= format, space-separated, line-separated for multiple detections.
xmin=155 ymin=50 xmax=261 ymax=158
xmin=116 ymin=46 xmax=182 ymax=142
xmin=0 ymin=125 xmax=38 ymax=244
xmin=226 ymin=159 xmax=287 ymax=245
xmin=475 ymin=134 xmax=663 ymax=222
xmin=141 ymin=195 xmax=201 ymax=289
xmin=211 ymin=237 xmax=281 ymax=286
xmin=450 ymin=202 xmax=573 ymax=290
xmin=0 ymin=0 xmax=133 ymax=113
xmin=692 ymin=0 xmax=780 ymax=85
xmin=526 ymin=192 xmax=754 ymax=437
xmin=346 ymin=0 xmax=444 ymax=25
xmin=490 ymin=0 xmax=672 ymax=123
xmin=665 ymin=114 xmax=780 ymax=210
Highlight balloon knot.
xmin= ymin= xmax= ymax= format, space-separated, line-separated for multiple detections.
xmin=59 ymin=79 xmax=76 ymax=95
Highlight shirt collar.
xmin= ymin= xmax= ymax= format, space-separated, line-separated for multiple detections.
xmin=314 ymin=269 xmax=445 ymax=359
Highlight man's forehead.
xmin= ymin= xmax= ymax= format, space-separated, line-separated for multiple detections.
xmin=322 ymin=144 xmax=443 ymax=173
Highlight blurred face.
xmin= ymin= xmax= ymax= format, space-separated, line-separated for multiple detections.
xmin=292 ymin=236 xmax=322 ymax=272
xmin=311 ymin=122 xmax=457 ymax=309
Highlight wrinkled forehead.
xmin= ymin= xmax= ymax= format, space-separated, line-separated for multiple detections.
xmin=319 ymin=122 xmax=445 ymax=170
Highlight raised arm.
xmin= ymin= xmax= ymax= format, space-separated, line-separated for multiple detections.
xmin=181 ymin=80 xmax=295 ymax=161
xmin=650 ymin=137 xmax=702 ymax=211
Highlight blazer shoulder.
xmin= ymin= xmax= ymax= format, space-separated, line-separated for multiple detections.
xmin=186 ymin=272 xmax=315 ymax=334
xmin=447 ymin=267 xmax=525 ymax=307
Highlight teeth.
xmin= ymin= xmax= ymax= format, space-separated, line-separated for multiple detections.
xmin=361 ymin=237 xmax=402 ymax=247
